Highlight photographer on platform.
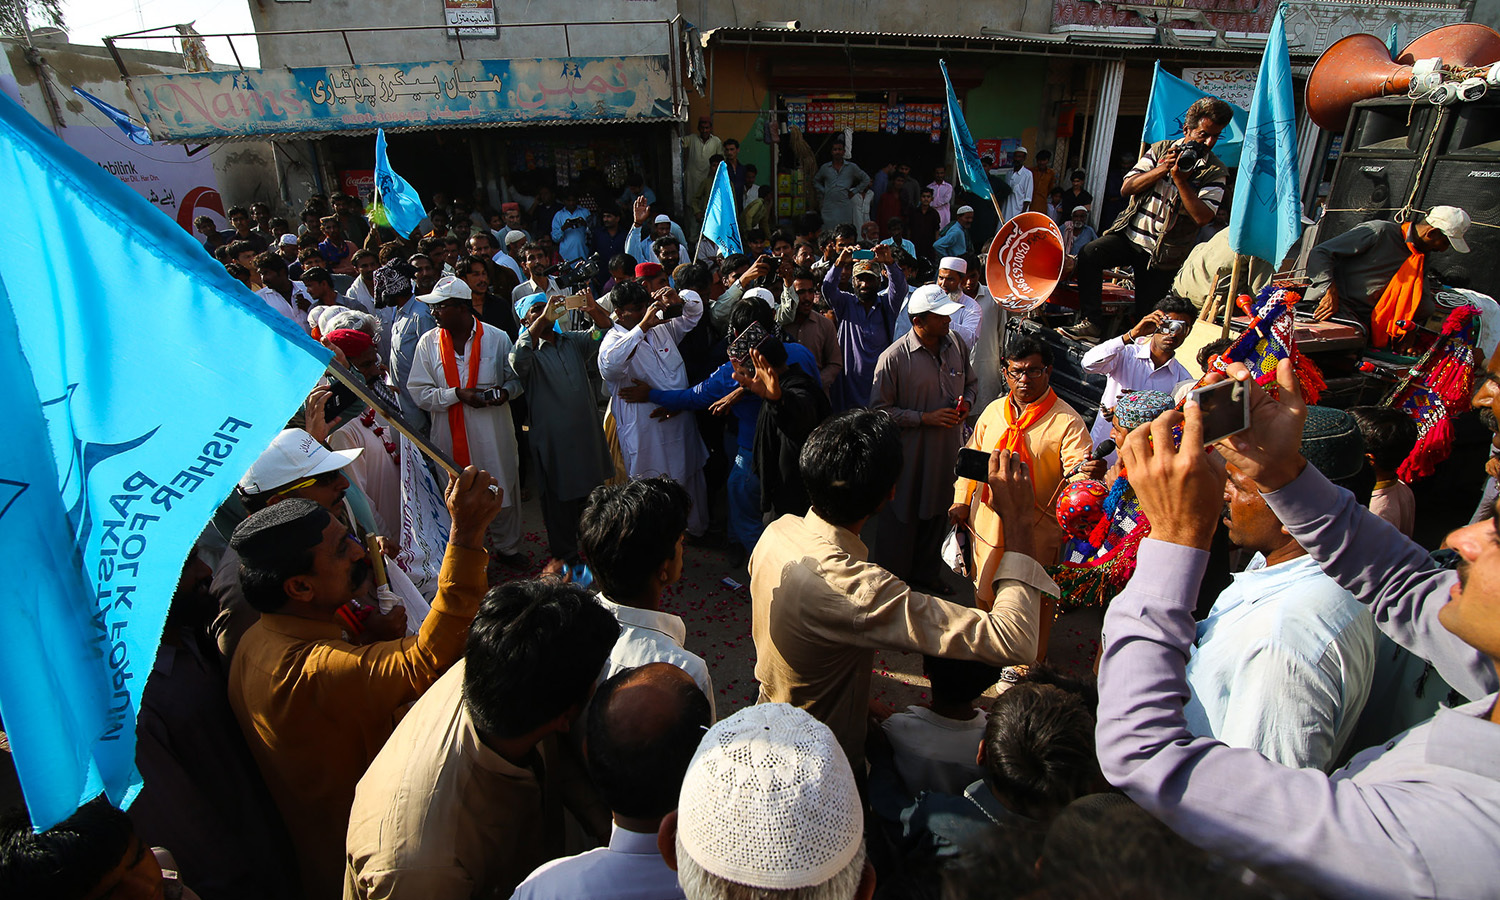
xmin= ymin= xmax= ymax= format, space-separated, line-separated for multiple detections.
xmin=1061 ymin=98 xmax=1232 ymax=341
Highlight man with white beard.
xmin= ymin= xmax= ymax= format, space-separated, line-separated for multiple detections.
xmin=895 ymin=257 xmax=982 ymax=350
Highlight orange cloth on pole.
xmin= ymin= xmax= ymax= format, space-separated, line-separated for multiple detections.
xmin=1370 ymin=223 xmax=1424 ymax=349
xmin=438 ymin=319 xmax=485 ymax=466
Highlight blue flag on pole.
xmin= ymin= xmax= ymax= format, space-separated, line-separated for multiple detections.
xmin=71 ymin=86 xmax=152 ymax=146
xmin=940 ymin=59 xmax=991 ymax=200
xmin=1141 ymin=62 xmax=1248 ymax=167
xmin=701 ymin=161 xmax=743 ymax=257
xmin=374 ymin=128 xmax=427 ymax=239
xmin=0 ymin=90 xmax=330 ymax=830
xmin=1227 ymin=8 xmax=1302 ymax=267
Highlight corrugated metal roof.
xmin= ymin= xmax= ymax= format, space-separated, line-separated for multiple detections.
xmin=700 ymin=24 xmax=1316 ymax=61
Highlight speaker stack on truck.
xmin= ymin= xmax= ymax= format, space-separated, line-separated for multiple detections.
xmin=1309 ymin=23 xmax=1500 ymax=292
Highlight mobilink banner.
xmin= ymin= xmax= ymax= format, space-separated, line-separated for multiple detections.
xmin=128 ymin=56 xmax=677 ymax=141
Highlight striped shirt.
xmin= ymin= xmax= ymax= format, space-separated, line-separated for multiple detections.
xmin=1123 ymin=143 xmax=1226 ymax=253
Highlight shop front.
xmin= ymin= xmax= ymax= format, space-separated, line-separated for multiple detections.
xmin=122 ymin=53 xmax=686 ymax=215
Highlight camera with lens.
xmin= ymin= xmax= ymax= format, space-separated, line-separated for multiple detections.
xmin=1175 ymin=140 xmax=1211 ymax=176
xmin=546 ymin=253 xmax=604 ymax=290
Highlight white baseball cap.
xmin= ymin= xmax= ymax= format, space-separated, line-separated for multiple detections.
xmin=955 ymin=205 xmax=975 ymax=217
xmin=278 ymin=233 xmax=298 ymax=247
xmin=907 ymin=283 xmax=963 ymax=317
xmin=1015 ymin=145 xmax=1029 ymax=155
xmin=938 ymin=256 xmax=968 ymax=274
xmin=1425 ymin=205 xmax=1471 ymax=253
xmin=417 ymin=274 xmax=473 ymax=304
xmin=238 ymin=428 xmax=361 ymax=495
xmin=677 ymin=705 xmax=861 ymax=890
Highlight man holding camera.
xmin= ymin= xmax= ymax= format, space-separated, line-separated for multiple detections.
xmin=1080 ymin=296 xmax=1196 ymax=453
xmin=1061 ymin=98 xmax=1233 ymax=342
xmin=409 ymin=275 xmax=528 ymax=568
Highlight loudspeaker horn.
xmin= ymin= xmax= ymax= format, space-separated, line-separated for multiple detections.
xmin=986 ymin=212 xmax=1065 ymax=313
xmin=1306 ymin=33 xmax=1413 ymax=131
xmin=1397 ymin=23 xmax=1500 ymax=68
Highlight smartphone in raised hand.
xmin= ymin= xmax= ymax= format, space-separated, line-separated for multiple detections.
xmin=1191 ymin=379 xmax=1250 ymax=444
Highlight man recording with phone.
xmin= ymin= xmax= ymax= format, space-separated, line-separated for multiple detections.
xmin=1061 ymin=98 xmax=1232 ymax=342
xmin=1081 ymin=295 xmax=1196 ymax=457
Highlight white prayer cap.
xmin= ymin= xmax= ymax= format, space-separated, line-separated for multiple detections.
xmin=907 ymin=283 xmax=963 ymax=317
xmin=955 ymin=205 xmax=975 ymax=217
xmin=677 ymin=705 xmax=861 ymax=890
xmin=504 ymin=229 xmax=527 ymax=246
xmin=938 ymin=256 xmax=967 ymax=274
xmin=309 ymin=304 xmax=351 ymax=333
xmin=744 ymin=287 xmax=777 ymax=308
xmin=655 ymin=214 xmax=672 ymax=224
xmin=417 ymin=274 xmax=473 ymax=304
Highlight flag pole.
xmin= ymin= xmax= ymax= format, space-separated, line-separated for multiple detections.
xmin=1221 ymin=253 xmax=1244 ymax=339
xmin=325 ymin=360 xmax=460 ymax=479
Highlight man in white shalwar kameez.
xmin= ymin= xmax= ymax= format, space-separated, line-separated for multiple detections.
xmin=597 ymin=279 xmax=710 ymax=537
xmin=408 ymin=275 xmax=527 ymax=567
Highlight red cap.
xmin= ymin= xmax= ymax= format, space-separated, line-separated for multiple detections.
xmin=324 ymin=328 xmax=374 ymax=357
xmin=635 ymin=262 xmax=664 ymax=279
xmin=501 ymin=202 xmax=520 ymax=212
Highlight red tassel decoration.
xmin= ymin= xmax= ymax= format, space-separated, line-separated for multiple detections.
xmin=1398 ymin=415 xmax=1454 ymax=483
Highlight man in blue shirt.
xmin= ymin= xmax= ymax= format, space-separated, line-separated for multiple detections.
xmin=1185 ymin=405 xmax=1377 ymax=770
xmin=932 ymin=206 xmax=974 ymax=261
xmin=550 ymin=187 xmax=592 ymax=262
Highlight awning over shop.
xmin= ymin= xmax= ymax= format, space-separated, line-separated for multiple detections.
xmin=126 ymin=55 xmax=682 ymax=143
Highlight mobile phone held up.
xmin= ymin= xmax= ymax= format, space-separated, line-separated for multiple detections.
xmin=1190 ymin=379 xmax=1250 ymax=445
xmin=851 ymin=249 xmax=876 ymax=260
xmin=954 ymin=447 xmax=990 ymax=482
xmin=728 ymin=321 xmax=771 ymax=366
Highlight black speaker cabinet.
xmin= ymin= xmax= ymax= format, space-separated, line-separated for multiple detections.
xmin=1320 ymin=97 xmax=1500 ymax=295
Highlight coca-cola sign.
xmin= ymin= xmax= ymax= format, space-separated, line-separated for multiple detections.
xmin=986 ymin=212 xmax=1065 ymax=312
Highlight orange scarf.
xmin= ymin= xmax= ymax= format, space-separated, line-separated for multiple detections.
xmin=979 ymin=389 xmax=1057 ymax=504
xmin=1370 ymin=223 xmax=1425 ymax=349
xmin=438 ymin=318 xmax=485 ymax=467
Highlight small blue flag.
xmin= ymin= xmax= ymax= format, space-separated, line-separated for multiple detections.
xmin=940 ymin=59 xmax=991 ymax=200
xmin=1141 ymin=62 xmax=1248 ymax=167
xmin=71 ymin=86 xmax=152 ymax=146
xmin=1388 ymin=23 xmax=1400 ymax=59
xmin=0 ymin=89 xmax=330 ymax=830
xmin=1227 ymin=7 xmax=1302 ymax=267
xmin=701 ymin=161 xmax=742 ymax=257
xmin=374 ymin=128 xmax=426 ymax=239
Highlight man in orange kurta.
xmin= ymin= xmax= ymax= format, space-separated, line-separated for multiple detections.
xmin=951 ymin=337 xmax=1095 ymax=657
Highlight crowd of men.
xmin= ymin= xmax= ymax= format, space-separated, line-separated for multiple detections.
xmin=3 ymin=100 xmax=1498 ymax=900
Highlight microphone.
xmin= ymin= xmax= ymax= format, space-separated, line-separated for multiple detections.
xmin=1065 ymin=439 xmax=1115 ymax=478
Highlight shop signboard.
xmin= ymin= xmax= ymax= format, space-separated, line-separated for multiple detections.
xmin=1179 ymin=67 xmax=1257 ymax=111
xmin=444 ymin=0 xmax=497 ymax=37
xmin=128 ymin=56 xmax=677 ymax=142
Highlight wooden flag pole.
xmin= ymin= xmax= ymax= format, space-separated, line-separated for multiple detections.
xmin=324 ymin=360 xmax=460 ymax=479
xmin=1221 ymin=253 xmax=1245 ymax=340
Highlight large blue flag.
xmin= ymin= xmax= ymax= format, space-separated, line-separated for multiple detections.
xmin=1228 ymin=8 xmax=1301 ymax=267
xmin=0 ymin=90 xmax=330 ymax=830
xmin=701 ymin=161 xmax=743 ymax=257
xmin=940 ymin=59 xmax=991 ymax=200
xmin=1141 ymin=61 xmax=1248 ymax=167
xmin=373 ymin=128 xmax=427 ymax=239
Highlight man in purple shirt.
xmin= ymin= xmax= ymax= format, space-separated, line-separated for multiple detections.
xmin=1098 ymin=358 xmax=1500 ymax=900
xmin=822 ymin=244 xmax=908 ymax=411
